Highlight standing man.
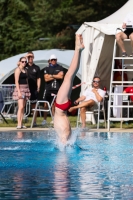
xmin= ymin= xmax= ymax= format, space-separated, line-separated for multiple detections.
xmin=68 ymin=76 xmax=105 ymax=128
xmin=42 ymin=54 xmax=64 ymax=125
xmin=25 ymin=51 xmax=41 ymax=126
xmin=115 ymin=12 xmax=133 ymax=57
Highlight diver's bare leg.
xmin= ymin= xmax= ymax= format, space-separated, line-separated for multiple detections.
xmin=56 ymin=35 xmax=84 ymax=104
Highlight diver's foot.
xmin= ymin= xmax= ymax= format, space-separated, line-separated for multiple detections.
xmin=75 ymin=34 xmax=85 ymax=51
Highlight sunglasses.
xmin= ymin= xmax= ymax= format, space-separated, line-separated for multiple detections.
xmin=28 ymin=56 xmax=33 ymax=58
xmin=51 ymin=59 xmax=57 ymax=61
xmin=93 ymin=80 xmax=100 ymax=83
xmin=21 ymin=61 xmax=27 ymax=63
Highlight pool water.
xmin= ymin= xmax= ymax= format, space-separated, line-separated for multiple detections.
xmin=0 ymin=131 xmax=133 ymax=199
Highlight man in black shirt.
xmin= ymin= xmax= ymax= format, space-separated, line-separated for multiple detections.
xmin=42 ymin=54 xmax=64 ymax=125
xmin=25 ymin=51 xmax=41 ymax=126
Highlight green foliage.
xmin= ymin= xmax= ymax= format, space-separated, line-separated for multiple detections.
xmin=0 ymin=0 xmax=128 ymax=60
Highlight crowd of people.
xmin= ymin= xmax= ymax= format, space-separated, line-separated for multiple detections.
xmin=13 ymin=50 xmax=65 ymax=128
xmin=12 ymin=12 xmax=133 ymax=144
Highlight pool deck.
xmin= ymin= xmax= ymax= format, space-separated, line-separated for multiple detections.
xmin=0 ymin=127 xmax=133 ymax=132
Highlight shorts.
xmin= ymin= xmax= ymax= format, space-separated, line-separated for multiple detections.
xmin=12 ymin=84 xmax=31 ymax=100
xmin=43 ymin=90 xmax=57 ymax=104
xmin=124 ymin=29 xmax=133 ymax=38
xmin=30 ymin=88 xmax=39 ymax=104
xmin=55 ymin=99 xmax=72 ymax=111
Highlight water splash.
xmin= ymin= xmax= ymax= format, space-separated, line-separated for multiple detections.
xmin=55 ymin=128 xmax=80 ymax=151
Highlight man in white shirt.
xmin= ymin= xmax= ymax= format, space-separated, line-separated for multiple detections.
xmin=68 ymin=76 xmax=105 ymax=128
xmin=115 ymin=13 xmax=133 ymax=57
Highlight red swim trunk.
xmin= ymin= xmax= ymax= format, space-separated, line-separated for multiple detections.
xmin=55 ymin=100 xmax=72 ymax=111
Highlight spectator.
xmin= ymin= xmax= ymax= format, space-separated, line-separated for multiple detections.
xmin=48 ymin=59 xmax=51 ymax=64
xmin=25 ymin=51 xmax=41 ymax=126
xmin=115 ymin=13 xmax=133 ymax=57
xmin=68 ymin=76 xmax=105 ymax=128
xmin=42 ymin=54 xmax=64 ymax=125
xmin=13 ymin=57 xmax=31 ymax=129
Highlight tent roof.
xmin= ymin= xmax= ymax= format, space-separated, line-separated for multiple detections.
xmin=77 ymin=0 xmax=133 ymax=35
xmin=0 ymin=49 xmax=81 ymax=83
xmin=98 ymin=0 xmax=132 ymax=24
xmin=76 ymin=0 xmax=133 ymax=93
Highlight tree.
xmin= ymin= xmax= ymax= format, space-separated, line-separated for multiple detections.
xmin=0 ymin=0 xmax=128 ymax=60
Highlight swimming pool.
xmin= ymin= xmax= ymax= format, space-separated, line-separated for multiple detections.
xmin=0 ymin=131 xmax=133 ymax=199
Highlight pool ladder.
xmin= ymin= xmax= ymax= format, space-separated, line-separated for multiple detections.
xmin=108 ymin=39 xmax=133 ymax=130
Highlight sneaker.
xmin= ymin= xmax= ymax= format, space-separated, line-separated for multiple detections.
xmin=42 ymin=120 xmax=47 ymax=125
xmin=21 ymin=125 xmax=27 ymax=129
xmin=50 ymin=120 xmax=54 ymax=124
xmin=33 ymin=122 xmax=37 ymax=127
xmin=16 ymin=126 xmax=22 ymax=129
xmin=122 ymin=52 xmax=128 ymax=57
xmin=129 ymin=52 xmax=133 ymax=57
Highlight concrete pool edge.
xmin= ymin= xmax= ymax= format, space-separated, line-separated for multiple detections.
xmin=0 ymin=127 xmax=133 ymax=132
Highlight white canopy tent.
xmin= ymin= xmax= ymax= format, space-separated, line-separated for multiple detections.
xmin=0 ymin=49 xmax=82 ymax=84
xmin=76 ymin=0 xmax=133 ymax=93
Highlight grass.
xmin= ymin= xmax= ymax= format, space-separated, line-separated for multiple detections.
xmin=0 ymin=116 xmax=133 ymax=129
xmin=0 ymin=116 xmax=77 ymax=128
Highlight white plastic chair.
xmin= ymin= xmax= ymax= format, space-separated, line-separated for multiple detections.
xmin=30 ymin=95 xmax=56 ymax=128
xmin=94 ymin=101 xmax=106 ymax=129
xmin=0 ymin=90 xmax=8 ymax=123
xmin=77 ymin=101 xmax=106 ymax=129
xmin=0 ymin=84 xmax=31 ymax=123
xmin=0 ymin=85 xmax=16 ymax=121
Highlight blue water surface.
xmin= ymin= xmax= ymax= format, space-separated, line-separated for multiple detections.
xmin=0 ymin=130 xmax=133 ymax=200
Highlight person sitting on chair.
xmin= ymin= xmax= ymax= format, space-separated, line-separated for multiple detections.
xmin=68 ymin=76 xmax=105 ymax=128
xmin=54 ymin=34 xmax=84 ymax=144
xmin=115 ymin=12 xmax=133 ymax=57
